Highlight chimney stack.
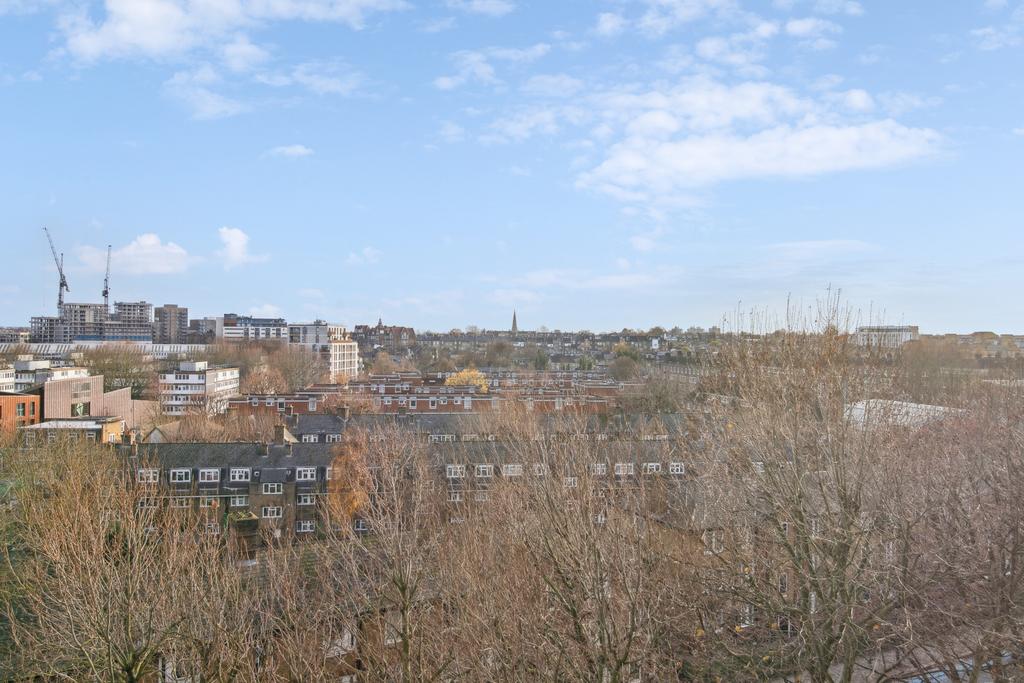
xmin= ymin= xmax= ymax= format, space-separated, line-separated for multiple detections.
xmin=342 ymin=404 xmax=351 ymax=420
xmin=274 ymin=424 xmax=286 ymax=446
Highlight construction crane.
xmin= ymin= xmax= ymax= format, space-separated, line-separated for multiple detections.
xmin=43 ymin=227 xmax=70 ymax=310
xmin=102 ymin=244 xmax=112 ymax=309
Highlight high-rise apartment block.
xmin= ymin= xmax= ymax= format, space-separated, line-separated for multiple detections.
xmin=30 ymin=301 xmax=154 ymax=343
xmin=154 ymin=304 xmax=189 ymax=344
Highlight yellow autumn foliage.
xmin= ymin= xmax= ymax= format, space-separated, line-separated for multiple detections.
xmin=445 ymin=368 xmax=488 ymax=393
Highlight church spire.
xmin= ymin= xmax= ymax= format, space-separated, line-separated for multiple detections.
xmin=511 ymin=309 xmax=518 ymax=336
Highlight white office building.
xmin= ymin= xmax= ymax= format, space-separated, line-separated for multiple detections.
xmin=852 ymin=326 xmax=920 ymax=349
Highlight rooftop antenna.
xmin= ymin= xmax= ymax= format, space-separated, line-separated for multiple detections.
xmin=43 ymin=226 xmax=70 ymax=311
xmin=102 ymin=244 xmax=112 ymax=309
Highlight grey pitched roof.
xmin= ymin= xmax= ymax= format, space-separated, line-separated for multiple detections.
xmin=128 ymin=442 xmax=338 ymax=469
xmin=289 ymin=413 xmax=346 ymax=436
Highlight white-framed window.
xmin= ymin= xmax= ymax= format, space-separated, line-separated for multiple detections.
xmin=669 ymin=461 xmax=685 ymax=475
xmin=563 ymin=476 xmax=578 ymax=488
xmin=205 ymin=522 xmax=220 ymax=534
xmin=261 ymin=506 xmax=283 ymax=519
xmin=230 ymin=495 xmax=248 ymax=507
xmin=533 ymin=463 xmax=547 ymax=477
xmin=296 ymin=467 xmax=316 ymax=482
xmin=325 ymin=466 xmax=333 ymax=481
xmin=502 ymin=463 xmax=523 ymax=477
xmin=475 ymin=464 xmax=494 ymax=478
xmin=170 ymin=497 xmax=189 ymax=508
xmin=594 ymin=511 xmax=606 ymax=525
xmin=296 ymin=520 xmax=315 ymax=533
xmin=302 ymin=434 xmax=319 ymax=443
xmin=137 ymin=468 xmax=159 ymax=483
xmin=590 ymin=463 xmax=607 ymax=476
xmin=614 ymin=463 xmax=634 ymax=476
xmin=199 ymin=468 xmax=220 ymax=483
xmin=297 ymin=493 xmax=315 ymax=506
xmin=448 ymin=490 xmax=464 ymax=503
xmin=354 ymin=518 xmax=369 ymax=533
xmin=643 ymin=462 xmax=662 ymax=474
xmin=429 ymin=398 xmax=437 ymax=409
xmin=474 ymin=490 xmax=489 ymax=502
xmin=200 ymin=496 xmax=218 ymax=508
xmin=753 ymin=461 xmax=765 ymax=474
xmin=446 ymin=464 xmax=466 ymax=479
xmin=263 ymin=483 xmax=283 ymax=495
xmin=326 ymin=434 xmax=342 ymax=443
xmin=170 ymin=468 xmax=191 ymax=483
xmin=229 ymin=467 xmax=251 ymax=482
xmin=137 ymin=496 xmax=157 ymax=509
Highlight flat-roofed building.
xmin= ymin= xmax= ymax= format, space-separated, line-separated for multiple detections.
xmin=20 ymin=415 xmax=126 ymax=446
xmin=154 ymin=304 xmax=189 ymax=344
xmin=289 ymin=321 xmax=359 ymax=383
xmin=853 ymin=325 xmax=919 ymax=348
xmin=0 ymin=364 xmax=14 ymax=393
xmin=158 ymin=360 xmax=240 ymax=416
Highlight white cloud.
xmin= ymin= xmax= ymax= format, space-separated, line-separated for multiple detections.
xmin=972 ymin=4 xmax=1024 ymax=49
xmin=812 ymin=0 xmax=862 ymax=15
xmin=839 ymin=88 xmax=874 ymax=112
xmin=221 ymin=35 xmax=270 ymax=72
xmin=265 ymin=144 xmax=314 ymax=158
xmin=249 ymin=303 xmax=282 ymax=317
xmin=636 ymin=0 xmax=742 ymax=37
xmin=594 ymin=12 xmax=627 ymax=37
xmin=434 ymin=51 xmax=496 ymax=90
xmin=777 ymin=0 xmax=862 ymax=15
xmin=876 ymin=91 xmax=941 ymax=116
xmin=445 ymin=0 xmax=516 ymax=17
xmin=785 ymin=17 xmax=840 ymax=37
xmin=58 ymin=0 xmax=409 ymax=63
xmin=434 ymin=43 xmax=549 ymax=90
xmin=482 ymin=105 xmax=587 ymax=144
xmin=438 ymin=121 xmax=466 ymax=142
xmin=785 ymin=16 xmax=841 ymax=48
xmin=163 ymin=65 xmax=246 ymax=119
xmin=78 ymin=234 xmax=192 ymax=275
xmin=579 ymin=120 xmax=939 ymax=202
xmin=691 ymin=22 xmax=780 ymax=75
xmin=346 ymin=246 xmax=382 ymax=265
xmin=0 ymin=0 xmax=59 ymax=14
xmin=254 ymin=60 xmax=364 ymax=96
xmin=218 ymin=226 xmax=268 ymax=269
xmin=420 ymin=16 xmax=457 ymax=32
xmin=521 ymin=73 xmax=584 ymax=98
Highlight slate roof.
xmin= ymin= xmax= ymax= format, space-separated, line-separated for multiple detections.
xmin=130 ymin=442 xmax=337 ymax=469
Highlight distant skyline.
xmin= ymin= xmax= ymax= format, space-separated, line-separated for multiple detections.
xmin=2 ymin=1 xmax=1022 ymax=333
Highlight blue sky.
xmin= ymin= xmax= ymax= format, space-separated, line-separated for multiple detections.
xmin=1 ymin=0 xmax=1022 ymax=333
